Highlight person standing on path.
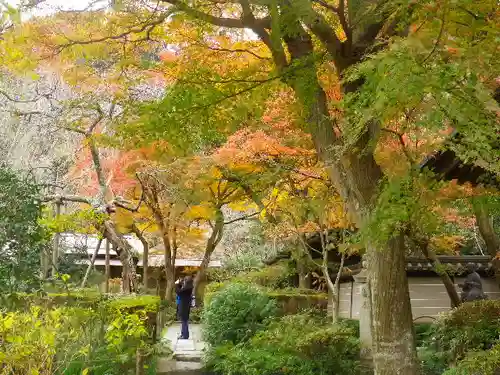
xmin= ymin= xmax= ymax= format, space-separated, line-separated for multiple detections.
xmin=175 ymin=275 xmax=194 ymax=339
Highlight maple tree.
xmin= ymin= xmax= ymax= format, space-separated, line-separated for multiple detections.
xmin=0 ymin=1 xmax=498 ymax=373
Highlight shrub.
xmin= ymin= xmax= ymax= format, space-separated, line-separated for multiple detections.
xmin=418 ymin=300 xmax=500 ymax=374
xmin=268 ymin=290 xmax=328 ymax=315
xmin=432 ymin=300 xmax=500 ymax=361
xmin=442 ymin=343 xmax=500 ymax=375
xmin=202 ymin=283 xmax=278 ymax=347
xmin=234 ymin=262 xmax=292 ymax=289
xmin=204 ymin=281 xmax=328 ymax=316
xmin=0 ymin=301 xmax=158 ymax=375
xmin=206 ymin=313 xmax=360 ymax=375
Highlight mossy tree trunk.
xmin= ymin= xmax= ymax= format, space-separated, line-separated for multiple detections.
xmin=472 ymin=198 xmax=500 ymax=289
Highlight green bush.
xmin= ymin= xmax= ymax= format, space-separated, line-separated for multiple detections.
xmin=442 ymin=343 xmax=500 ymax=375
xmin=202 ymin=283 xmax=278 ymax=347
xmin=206 ymin=313 xmax=360 ymax=375
xmin=432 ymin=300 xmax=500 ymax=361
xmin=417 ymin=347 xmax=450 ymax=375
xmin=418 ymin=300 xmax=500 ymax=374
xmin=204 ymin=281 xmax=328 ymax=316
xmin=0 ymin=303 xmax=158 ymax=375
xmin=234 ymin=262 xmax=292 ymax=289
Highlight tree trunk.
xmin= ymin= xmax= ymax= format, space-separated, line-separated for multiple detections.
xmin=135 ymin=348 xmax=145 ymax=375
xmin=162 ymin=233 xmax=175 ymax=301
xmin=103 ymin=220 xmax=138 ymax=293
xmin=81 ymin=237 xmax=103 ymax=288
xmin=194 ymin=211 xmax=224 ymax=296
xmin=369 ymin=235 xmax=420 ymax=375
xmin=296 ymin=247 xmax=311 ymax=289
xmin=132 ymin=223 xmax=149 ymax=291
xmin=472 ymin=198 xmax=500 ymax=289
xmin=282 ymin=42 xmax=419 ymax=373
xmin=105 ymin=239 xmax=110 ymax=293
xmin=122 ymin=256 xmax=130 ymax=293
xmin=324 ymin=254 xmax=345 ymax=324
xmin=412 ymin=234 xmax=461 ymax=308
xmin=164 ymin=264 xmax=175 ymax=302
xmin=298 ymin=269 xmax=311 ymax=289
xmin=284 ymin=40 xmax=419 ymax=372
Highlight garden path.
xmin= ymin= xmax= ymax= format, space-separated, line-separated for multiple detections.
xmin=157 ymin=323 xmax=206 ymax=374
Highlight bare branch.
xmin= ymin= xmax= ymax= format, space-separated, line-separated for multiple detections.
xmin=43 ymin=194 xmax=92 ymax=205
xmin=224 ymin=210 xmax=260 ymax=224
xmin=113 ymin=190 xmax=144 ymax=212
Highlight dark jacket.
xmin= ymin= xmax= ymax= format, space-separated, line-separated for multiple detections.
xmin=176 ymin=278 xmax=193 ymax=321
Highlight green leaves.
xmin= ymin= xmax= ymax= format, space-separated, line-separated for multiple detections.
xmin=0 ymin=165 xmax=50 ymax=293
xmin=342 ymin=0 xmax=500 ymax=173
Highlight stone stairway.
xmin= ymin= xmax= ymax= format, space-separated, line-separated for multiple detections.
xmin=157 ymin=323 xmax=206 ymax=375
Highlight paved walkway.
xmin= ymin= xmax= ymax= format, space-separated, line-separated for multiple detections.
xmin=164 ymin=323 xmax=205 ymax=359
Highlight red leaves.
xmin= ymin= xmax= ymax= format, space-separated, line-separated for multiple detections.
xmin=68 ymin=148 xmax=140 ymax=197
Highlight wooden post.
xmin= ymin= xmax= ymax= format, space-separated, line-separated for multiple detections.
xmin=105 ymin=239 xmax=110 ymax=293
xmin=51 ymin=201 xmax=62 ymax=277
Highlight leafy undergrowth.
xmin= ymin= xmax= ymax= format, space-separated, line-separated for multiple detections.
xmin=0 ymin=294 xmax=163 ymax=375
xmin=205 ymin=313 xmax=360 ymax=375
xmin=418 ymin=300 xmax=500 ymax=375
xmin=202 ymin=282 xmax=360 ymax=375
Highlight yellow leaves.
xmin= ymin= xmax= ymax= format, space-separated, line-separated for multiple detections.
xmin=430 ymin=235 xmax=465 ymax=254
xmin=186 ymin=204 xmax=215 ymax=221
xmin=227 ymin=200 xmax=258 ymax=212
xmin=230 ymin=163 xmax=262 ymax=174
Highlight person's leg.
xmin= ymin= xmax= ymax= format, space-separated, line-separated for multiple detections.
xmin=181 ymin=319 xmax=189 ymax=339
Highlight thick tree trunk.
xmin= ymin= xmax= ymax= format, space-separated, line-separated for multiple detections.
xmin=297 ymin=252 xmax=311 ymax=289
xmin=287 ymin=67 xmax=418 ymax=374
xmin=103 ymin=220 xmax=138 ymax=293
xmin=369 ymin=235 xmax=420 ymax=375
xmin=281 ymin=29 xmax=419 ymax=373
xmin=472 ymin=199 xmax=500 ymax=289
xmin=164 ymin=265 xmax=175 ymax=302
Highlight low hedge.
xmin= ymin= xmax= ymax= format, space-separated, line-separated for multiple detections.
xmin=233 ymin=262 xmax=292 ymax=288
xmin=204 ymin=282 xmax=328 ymax=315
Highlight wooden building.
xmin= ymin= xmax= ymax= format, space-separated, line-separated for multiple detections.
xmin=331 ymin=255 xmax=499 ymax=323
xmin=59 ymin=233 xmax=222 ymax=292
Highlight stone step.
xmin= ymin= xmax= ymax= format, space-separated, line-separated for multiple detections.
xmin=174 ymin=352 xmax=203 ymax=362
xmin=157 ymin=358 xmax=204 ymax=374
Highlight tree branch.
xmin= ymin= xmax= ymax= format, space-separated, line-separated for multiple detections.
xmin=113 ymin=190 xmax=144 ymax=212
xmin=162 ymin=0 xmax=271 ymax=29
xmin=53 ymin=14 xmax=169 ymax=54
xmin=43 ymin=194 xmax=92 ymax=205
xmin=224 ymin=210 xmax=260 ymax=224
